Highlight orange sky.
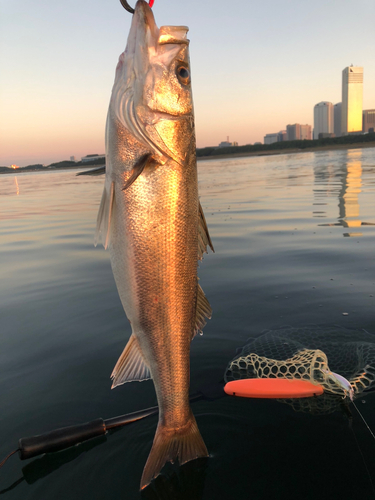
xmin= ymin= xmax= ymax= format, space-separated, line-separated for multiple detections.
xmin=1 ymin=0 xmax=374 ymax=167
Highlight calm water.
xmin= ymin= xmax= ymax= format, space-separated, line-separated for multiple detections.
xmin=1 ymin=148 xmax=375 ymax=499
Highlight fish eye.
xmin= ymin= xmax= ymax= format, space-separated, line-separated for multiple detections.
xmin=176 ymin=65 xmax=190 ymax=85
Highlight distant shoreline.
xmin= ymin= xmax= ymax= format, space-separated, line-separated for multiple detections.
xmin=0 ymin=163 xmax=104 ymax=175
xmin=2 ymin=141 xmax=375 ymax=174
xmin=196 ymin=141 xmax=375 ymax=162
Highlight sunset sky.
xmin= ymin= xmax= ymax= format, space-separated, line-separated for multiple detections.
xmin=1 ymin=0 xmax=375 ymax=167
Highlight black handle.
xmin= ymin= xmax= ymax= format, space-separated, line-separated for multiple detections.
xmin=18 ymin=419 xmax=106 ymax=460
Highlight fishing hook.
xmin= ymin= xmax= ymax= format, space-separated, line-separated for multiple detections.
xmin=119 ymin=0 xmax=154 ymax=14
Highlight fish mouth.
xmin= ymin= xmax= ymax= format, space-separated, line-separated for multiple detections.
xmin=127 ymin=0 xmax=189 ymax=63
xmin=126 ymin=0 xmax=158 ymax=63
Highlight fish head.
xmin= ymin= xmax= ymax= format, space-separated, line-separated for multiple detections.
xmin=111 ymin=0 xmax=194 ymax=165
xmin=142 ymin=25 xmax=192 ymax=117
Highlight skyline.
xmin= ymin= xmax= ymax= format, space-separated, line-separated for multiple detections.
xmin=1 ymin=0 xmax=375 ymax=167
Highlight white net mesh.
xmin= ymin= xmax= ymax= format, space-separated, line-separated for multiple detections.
xmin=224 ymin=326 xmax=375 ymax=413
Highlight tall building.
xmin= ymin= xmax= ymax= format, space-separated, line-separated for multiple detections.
xmin=341 ymin=66 xmax=363 ymax=135
xmin=286 ymin=124 xmax=300 ymax=141
xmin=300 ymin=124 xmax=312 ymax=140
xmin=277 ymin=130 xmax=287 ymax=142
xmin=264 ymin=131 xmax=287 ymax=145
xmin=264 ymin=133 xmax=278 ymax=145
xmin=363 ymin=109 xmax=375 ymax=133
xmin=334 ymin=103 xmax=342 ymax=137
xmin=313 ymin=102 xmax=333 ymax=139
xmin=286 ymin=124 xmax=312 ymax=141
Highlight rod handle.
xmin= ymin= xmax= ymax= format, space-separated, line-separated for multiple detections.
xmin=19 ymin=419 xmax=106 ymax=460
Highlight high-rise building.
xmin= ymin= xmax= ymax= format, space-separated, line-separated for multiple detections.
xmin=286 ymin=124 xmax=300 ymax=141
xmin=264 ymin=131 xmax=287 ymax=145
xmin=264 ymin=133 xmax=278 ymax=145
xmin=341 ymin=66 xmax=363 ymax=135
xmin=313 ymin=102 xmax=333 ymax=139
xmin=334 ymin=103 xmax=342 ymax=137
xmin=300 ymin=124 xmax=312 ymax=140
xmin=286 ymin=124 xmax=312 ymax=141
xmin=277 ymin=130 xmax=287 ymax=142
xmin=363 ymin=110 xmax=375 ymax=133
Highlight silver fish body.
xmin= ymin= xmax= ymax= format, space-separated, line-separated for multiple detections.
xmin=96 ymin=0 xmax=213 ymax=489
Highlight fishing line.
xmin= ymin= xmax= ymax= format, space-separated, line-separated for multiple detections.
xmin=350 ymin=401 xmax=375 ymax=498
xmin=353 ymin=401 xmax=375 ymax=442
xmin=348 ymin=407 xmax=375 ymax=497
xmin=0 ymin=449 xmax=19 ymax=469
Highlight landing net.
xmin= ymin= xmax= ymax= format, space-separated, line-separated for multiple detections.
xmin=224 ymin=325 xmax=375 ymax=413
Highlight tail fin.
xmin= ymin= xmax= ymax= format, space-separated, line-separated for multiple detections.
xmin=140 ymin=413 xmax=208 ymax=490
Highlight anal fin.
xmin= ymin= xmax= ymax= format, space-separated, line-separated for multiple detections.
xmin=95 ymin=181 xmax=115 ymax=249
xmin=193 ymin=284 xmax=212 ymax=338
xmin=111 ymin=333 xmax=151 ymax=388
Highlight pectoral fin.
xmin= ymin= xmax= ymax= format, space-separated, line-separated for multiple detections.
xmin=111 ymin=333 xmax=151 ymax=388
xmin=193 ymin=284 xmax=212 ymax=338
xmin=122 ymin=154 xmax=151 ymax=191
xmin=198 ymin=202 xmax=214 ymax=260
xmin=95 ymin=181 xmax=115 ymax=249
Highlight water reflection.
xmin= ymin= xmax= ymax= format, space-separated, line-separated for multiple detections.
xmin=338 ymin=151 xmax=363 ymax=236
xmin=21 ymin=435 xmax=107 ymax=484
xmin=14 ymin=177 xmax=19 ymax=196
xmin=338 ymin=153 xmax=362 ymax=225
xmin=0 ymin=170 xmax=103 ymax=222
xmin=0 ymin=436 xmax=108 ymax=496
xmin=314 ymin=150 xmax=375 ymax=236
xmin=141 ymin=458 xmax=208 ymax=500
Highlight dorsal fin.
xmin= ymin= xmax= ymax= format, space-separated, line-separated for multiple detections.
xmin=76 ymin=165 xmax=106 ymax=176
xmin=198 ymin=202 xmax=214 ymax=260
xmin=111 ymin=333 xmax=151 ymax=388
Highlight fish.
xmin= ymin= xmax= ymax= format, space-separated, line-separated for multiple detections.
xmin=95 ymin=0 xmax=214 ymax=489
